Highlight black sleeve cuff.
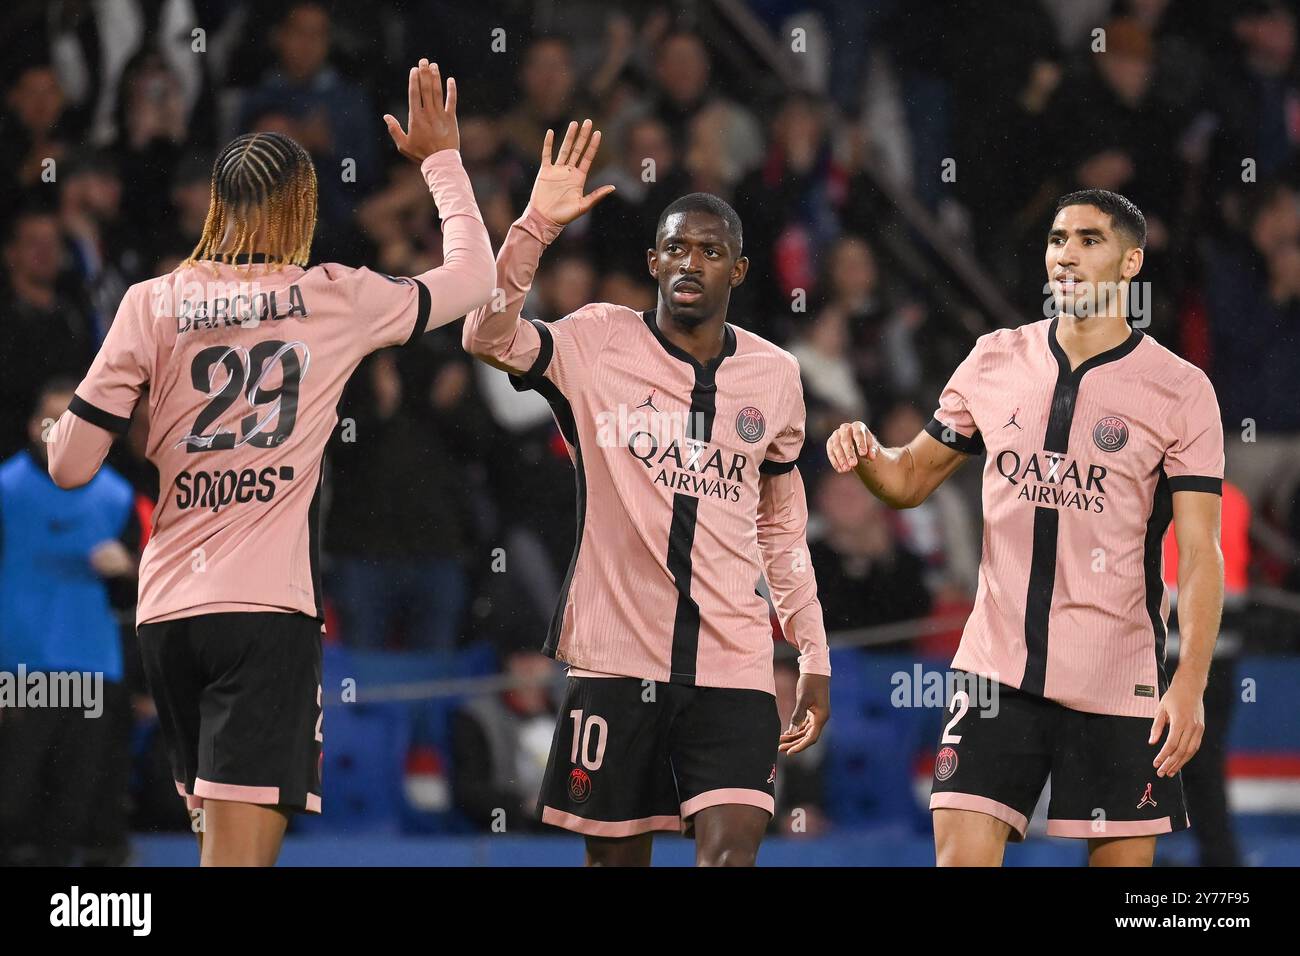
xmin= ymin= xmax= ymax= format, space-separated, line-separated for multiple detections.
xmin=402 ymin=278 xmax=433 ymax=347
xmin=1168 ymin=475 xmax=1223 ymax=495
xmin=924 ymin=416 xmax=984 ymax=455
xmin=69 ymin=394 xmax=131 ymax=435
xmin=507 ymin=320 xmax=555 ymax=393
xmin=760 ymin=458 xmax=797 ymax=475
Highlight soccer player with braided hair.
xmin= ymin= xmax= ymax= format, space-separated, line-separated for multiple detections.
xmin=44 ymin=60 xmax=494 ymax=866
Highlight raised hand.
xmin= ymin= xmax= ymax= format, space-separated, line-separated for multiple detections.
xmin=384 ymin=58 xmax=459 ymax=163
xmin=528 ymin=119 xmax=615 ymax=225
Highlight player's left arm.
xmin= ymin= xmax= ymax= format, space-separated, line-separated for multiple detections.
xmin=757 ymin=377 xmax=830 ymax=755
xmin=1150 ymin=491 xmax=1223 ymax=777
xmin=48 ymin=284 xmax=151 ymax=489
xmin=1150 ymin=370 xmax=1226 ymax=778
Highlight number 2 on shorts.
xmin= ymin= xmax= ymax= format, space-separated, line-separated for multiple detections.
xmin=941 ymin=690 xmax=969 ymax=745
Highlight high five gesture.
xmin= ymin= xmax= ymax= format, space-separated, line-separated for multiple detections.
xmin=529 ymin=119 xmax=615 ymax=225
xmin=384 ymin=58 xmax=459 ymax=162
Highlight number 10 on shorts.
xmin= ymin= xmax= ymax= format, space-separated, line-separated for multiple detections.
xmin=569 ymin=710 xmax=608 ymax=771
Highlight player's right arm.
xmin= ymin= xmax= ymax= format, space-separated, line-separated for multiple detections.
xmin=372 ymin=60 xmax=495 ymax=341
xmin=48 ymin=284 xmax=151 ymax=489
xmin=826 ymin=335 xmax=987 ymax=507
xmin=462 ymin=119 xmax=615 ymax=374
xmin=827 ymin=422 xmax=967 ymax=509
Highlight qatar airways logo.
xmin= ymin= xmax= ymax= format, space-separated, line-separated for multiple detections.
xmin=626 ymin=432 xmax=748 ymax=502
xmin=996 ymin=449 xmax=1108 ymax=513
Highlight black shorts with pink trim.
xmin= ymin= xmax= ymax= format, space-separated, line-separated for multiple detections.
xmin=928 ymin=672 xmax=1188 ymax=841
xmin=137 ymin=611 xmax=323 ymax=815
xmin=539 ymin=676 xmax=780 ymax=838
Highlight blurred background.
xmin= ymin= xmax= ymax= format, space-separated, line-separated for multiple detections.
xmin=0 ymin=0 xmax=1298 ymax=866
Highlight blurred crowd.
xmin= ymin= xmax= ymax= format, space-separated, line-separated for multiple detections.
xmin=1 ymin=0 xmax=1299 ymax=855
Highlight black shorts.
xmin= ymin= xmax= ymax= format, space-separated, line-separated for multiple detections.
xmin=539 ymin=676 xmax=781 ymax=838
xmin=137 ymin=611 xmax=323 ymax=815
xmin=928 ymin=672 xmax=1189 ymax=841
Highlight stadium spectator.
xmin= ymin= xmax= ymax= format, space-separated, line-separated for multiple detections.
xmin=0 ymin=379 xmax=138 ymax=865
xmin=533 ymin=252 xmax=597 ymax=324
xmin=139 ymin=155 xmax=212 ymax=272
xmin=837 ymin=237 xmax=924 ymax=410
xmin=44 ymin=0 xmax=206 ymax=149
xmin=1203 ymin=180 xmax=1300 ymax=532
xmin=588 ymin=115 xmax=689 ymax=275
xmin=790 ymin=306 xmax=869 ymax=446
xmin=498 ymin=36 xmax=595 ymax=167
xmin=112 ymin=51 xmax=192 ymax=257
xmin=649 ymin=31 xmax=762 ymax=189
xmin=1206 ymin=0 xmax=1300 ymax=205
xmin=0 ymin=63 xmax=73 ymax=215
xmin=58 ymin=154 xmax=135 ymax=337
xmin=239 ymin=1 xmax=378 ymax=242
xmin=734 ymin=92 xmax=845 ymax=331
xmin=876 ymin=400 xmax=980 ymax=597
xmin=0 ymin=208 xmax=96 ymax=458
xmin=808 ymin=469 xmax=932 ymax=639
xmin=325 ymin=338 xmax=490 ymax=652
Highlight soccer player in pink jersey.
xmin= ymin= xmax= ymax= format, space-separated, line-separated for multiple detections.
xmin=464 ymin=120 xmax=832 ymax=866
xmin=43 ymin=60 xmax=495 ymax=865
xmin=828 ymin=190 xmax=1225 ymax=866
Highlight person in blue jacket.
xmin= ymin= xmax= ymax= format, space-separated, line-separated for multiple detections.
xmin=0 ymin=377 xmax=140 ymax=865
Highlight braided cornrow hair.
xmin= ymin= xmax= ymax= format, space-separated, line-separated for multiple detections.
xmin=186 ymin=132 xmax=318 ymax=270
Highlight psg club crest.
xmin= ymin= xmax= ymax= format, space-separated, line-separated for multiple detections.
xmin=736 ymin=406 xmax=766 ymax=443
xmin=934 ymin=746 xmax=958 ymax=782
xmin=1092 ymin=416 xmax=1129 ymax=453
xmin=568 ymin=768 xmax=592 ymax=803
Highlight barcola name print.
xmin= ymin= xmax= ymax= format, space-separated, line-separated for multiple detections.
xmin=149 ymin=278 xmax=311 ymax=334
xmin=0 ymin=665 xmax=103 ymax=718
xmin=50 ymin=886 xmax=151 ymax=936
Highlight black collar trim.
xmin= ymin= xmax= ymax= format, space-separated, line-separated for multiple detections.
xmin=1048 ymin=316 xmax=1143 ymax=380
xmin=641 ymin=309 xmax=736 ymax=375
xmin=202 ymin=253 xmax=274 ymax=264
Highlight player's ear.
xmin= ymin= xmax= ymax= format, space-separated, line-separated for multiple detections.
xmin=646 ymin=248 xmax=658 ymax=279
xmin=731 ymin=255 xmax=749 ymax=287
xmin=1123 ymin=246 xmax=1143 ymax=281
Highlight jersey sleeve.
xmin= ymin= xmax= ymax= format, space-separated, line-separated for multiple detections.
xmin=508 ymin=302 xmax=614 ymax=401
xmin=1165 ymin=370 xmax=1225 ymax=494
xmin=759 ymin=370 xmax=806 ymax=475
xmin=924 ymin=336 xmax=986 ymax=455
xmin=349 ymin=268 xmax=434 ymax=353
xmin=347 ymin=150 xmax=493 ymax=354
xmin=69 ymin=282 xmax=152 ymax=434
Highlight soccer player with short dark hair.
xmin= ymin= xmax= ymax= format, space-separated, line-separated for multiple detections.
xmin=464 ymin=120 xmax=831 ymax=866
xmin=828 ymin=188 xmax=1225 ymax=867
xmin=44 ymin=60 xmax=495 ymax=866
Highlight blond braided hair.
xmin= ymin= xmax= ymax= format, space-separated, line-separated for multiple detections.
xmin=186 ymin=132 xmax=318 ymax=270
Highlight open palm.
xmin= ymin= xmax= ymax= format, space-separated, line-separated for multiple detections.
xmin=529 ymin=119 xmax=615 ymax=225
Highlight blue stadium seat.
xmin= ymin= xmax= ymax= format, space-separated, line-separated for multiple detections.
xmin=823 ymin=650 xmax=934 ymax=830
xmin=294 ymin=701 xmax=411 ymax=835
